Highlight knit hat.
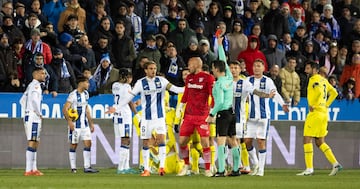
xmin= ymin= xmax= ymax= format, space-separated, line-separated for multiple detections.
xmin=59 ymin=33 xmax=73 ymax=45
xmin=53 ymin=48 xmax=62 ymax=55
xmin=199 ymin=39 xmax=210 ymax=46
xmin=100 ymin=54 xmax=111 ymax=64
xmin=267 ymin=34 xmax=277 ymax=42
xmin=188 ymin=37 xmax=198 ymax=46
xmin=31 ymin=28 xmax=41 ymax=36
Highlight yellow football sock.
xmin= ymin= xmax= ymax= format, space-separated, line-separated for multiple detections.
xmin=241 ymin=142 xmax=249 ymax=168
xmin=319 ymin=143 xmax=337 ymax=165
xmin=191 ymin=148 xmax=200 ymax=172
xmin=210 ymin=145 xmax=216 ymax=166
xmin=304 ymin=143 xmax=313 ymax=169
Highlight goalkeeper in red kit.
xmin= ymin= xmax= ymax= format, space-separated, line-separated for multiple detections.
xmin=176 ymin=56 xmax=215 ymax=177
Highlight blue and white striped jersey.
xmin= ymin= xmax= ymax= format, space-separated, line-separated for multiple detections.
xmin=247 ymin=75 xmax=285 ymax=119
xmin=112 ymin=82 xmax=132 ymax=117
xmin=233 ymin=78 xmax=254 ymax=123
xmin=67 ymin=90 xmax=89 ymax=128
xmin=131 ymin=76 xmax=169 ymax=120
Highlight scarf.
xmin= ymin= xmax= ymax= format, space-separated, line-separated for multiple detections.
xmin=25 ymin=39 xmax=43 ymax=54
xmin=93 ymin=63 xmax=112 ymax=88
xmin=61 ymin=59 xmax=71 ymax=78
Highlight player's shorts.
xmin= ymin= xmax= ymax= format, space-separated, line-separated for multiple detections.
xmin=113 ymin=113 xmax=132 ymax=138
xmin=24 ymin=112 xmax=42 ymax=141
xmin=209 ymin=123 xmax=216 ymax=137
xmin=235 ymin=121 xmax=246 ymax=138
xmin=304 ymin=111 xmax=328 ymax=137
xmin=140 ymin=118 xmax=166 ymax=139
xmin=68 ymin=127 xmax=91 ymax=144
xmin=180 ymin=115 xmax=209 ymax=137
xmin=215 ymin=108 xmax=236 ymax=137
xmin=244 ymin=119 xmax=270 ymax=139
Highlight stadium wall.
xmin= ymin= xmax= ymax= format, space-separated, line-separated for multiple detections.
xmin=0 ymin=118 xmax=359 ymax=169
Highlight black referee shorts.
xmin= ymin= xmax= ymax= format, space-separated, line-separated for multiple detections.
xmin=215 ymin=108 xmax=236 ymax=137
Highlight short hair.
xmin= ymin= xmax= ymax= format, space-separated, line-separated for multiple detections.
xmin=212 ymin=60 xmax=226 ymax=73
xmin=306 ymin=61 xmax=319 ymax=70
xmin=76 ymin=76 xmax=88 ymax=84
xmin=287 ymin=56 xmax=297 ymax=62
xmin=202 ymin=64 xmax=210 ymax=72
xmin=229 ymin=61 xmax=241 ymax=66
xmin=118 ymin=68 xmax=131 ymax=83
xmin=253 ymin=58 xmax=265 ymax=65
xmin=32 ymin=67 xmax=44 ymax=73
xmin=115 ymin=20 xmax=125 ymax=27
xmin=143 ymin=61 xmax=157 ymax=69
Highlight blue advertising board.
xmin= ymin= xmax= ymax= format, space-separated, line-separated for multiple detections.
xmin=0 ymin=93 xmax=359 ymax=121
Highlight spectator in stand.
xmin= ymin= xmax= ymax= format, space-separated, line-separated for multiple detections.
xmin=205 ymin=1 xmax=223 ymax=38
xmin=194 ymin=21 xmax=207 ymax=43
xmin=337 ymin=45 xmax=348 ymax=74
xmin=42 ymin=0 xmax=66 ymax=33
xmin=340 ymin=53 xmax=360 ymax=99
xmin=112 ymin=2 xmax=133 ymax=38
xmin=338 ymin=6 xmax=357 ymax=43
xmin=128 ymin=1 xmax=142 ymax=51
xmin=249 ymin=23 xmax=267 ymax=50
xmin=248 ymin=0 xmax=262 ymax=24
xmin=299 ymin=61 xmax=313 ymax=97
xmin=301 ymin=0 xmax=313 ymax=26
xmin=160 ymin=0 xmax=170 ymax=17
xmin=132 ymin=56 xmax=149 ymax=83
xmin=62 ymin=14 xmax=85 ymax=44
xmin=237 ymin=35 xmax=267 ymax=75
xmin=312 ymin=29 xmax=329 ymax=59
xmin=265 ymin=64 xmax=282 ymax=94
xmin=168 ymin=18 xmax=196 ymax=54
xmin=49 ymin=48 xmax=76 ymax=93
xmin=303 ymin=39 xmax=319 ymax=62
xmin=293 ymin=8 xmax=305 ymax=29
xmin=92 ymin=35 xmax=116 ymax=67
xmin=111 ymin=20 xmax=136 ymax=71
xmin=289 ymin=0 xmax=305 ymax=22
xmin=86 ymin=0 xmax=109 ymax=35
xmin=293 ymin=24 xmax=309 ymax=52
xmin=145 ymin=2 xmax=167 ymax=35
xmin=227 ymin=19 xmax=248 ymax=62
xmin=136 ymin=34 xmax=161 ymax=71
xmin=198 ymin=39 xmax=216 ymax=68
xmin=20 ymin=28 xmax=52 ymax=68
xmin=0 ymin=33 xmax=21 ymax=92
xmin=210 ymin=21 xmax=229 ymax=58
xmin=28 ymin=0 xmax=47 ymax=27
xmin=92 ymin=54 xmax=119 ymax=94
xmin=308 ymin=11 xmax=321 ymax=40
xmin=188 ymin=0 xmax=207 ymax=35
xmin=166 ymin=8 xmax=179 ymax=32
xmin=344 ymin=20 xmax=360 ymax=51
xmin=160 ymin=44 xmax=186 ymax=88
xmin=90 ymin=16 xmax=114 ymax=49
xmin=314 ymin=0 xmax=327 ymax=15
xmin=286 ymin=39 xmax=307 ymax=74
xmin=281 ymin=2 xmax=297 ymax=37
xmin=279 ymin=57 xmax=301 ymax=106
xmin=58 ymin=0 xmax=86 ymax=33
xmin=342 ymin=78 xmax=356 ymax=100
xmin=181 ymin=36 xmax=201 ymax=65
xmin=155 ymin=34 xmax=167 ymax=57
xmin=1 ymin=15 xmax=26 ymax=46
xmin=78 ymin=34 xmax=96 ymax=70
xmin=262 ymin=0 xmax=289 ymax=40
xmin=0 ymin=2 xmax=13 ymax=26
xmin=334 ymin=0 xmax=360 ymax=20
xmin=24 ymin=52 xmax=57 ymax=97
xmin=278 ymin=32 xmax=292 ymax=53
xmin=238 ymin=58 xmax=250 ymax=76
xmin=83 ymin=68 xmax=97 ymax=96
xmin=319 ymin=42 xmax=342 ymax=77
xmin=223 ymin=5 xmax=235 ymax=34
xmin=242 ymin=8 xmax=256 ymax=36
xmin=12 ymin=37 xmax=25 ymax=91
xmin=22 ymin=13 xmax=43 ymax=41
xmin=158 ymin=20 xmax=171 ymax=40
xmin=328 ymin=75 xmax=343 ymax=100
xmin=14 ymin=3 xmax=27 ymax=30
xmin=320 ymin=4 xmax=341 ymax=41
xmin=41 ymin=22 xmax=59 ymax=51
xmin=262 ymin=34 xmax=287 ymax=69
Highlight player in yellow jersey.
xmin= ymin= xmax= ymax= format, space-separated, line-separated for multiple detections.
xmin=297 ymin=62 xmax=342 ymax=176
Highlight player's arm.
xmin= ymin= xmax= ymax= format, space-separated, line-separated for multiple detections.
xmin=62 ymin=101 xmax=75 ymax=131
xmin=31 ymin=90 xmax=42 ymax=118
xmin=326 ymin=81 xmax=338 ymax=107
xmin=244 ymin=78 xmax=275 ymax=98
xmin=218 ymin=37 xmax=232 ymax=81
xmin=86 ymin=105 xmax=95 ymax=132
xmin=166 ymin=83 xmax=184 ymax=94
xmin=269 ymin=79 xmax=289 ymax=112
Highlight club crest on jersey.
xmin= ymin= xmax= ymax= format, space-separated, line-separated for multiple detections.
xmin=199 ymin=77 xmax=204 ymax=82
xmin=156 ymin=81 xmax=161 ymax=88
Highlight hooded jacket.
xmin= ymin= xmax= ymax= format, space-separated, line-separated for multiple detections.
xmin=237 ymin=35 xmax=268 ymax=75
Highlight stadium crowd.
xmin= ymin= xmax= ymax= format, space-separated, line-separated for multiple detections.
xmin=0 ymin=0 xmax=359 ymax=100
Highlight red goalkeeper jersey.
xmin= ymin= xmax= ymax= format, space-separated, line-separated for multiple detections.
xmin=181 ymin=71 xmax=215 ymax=116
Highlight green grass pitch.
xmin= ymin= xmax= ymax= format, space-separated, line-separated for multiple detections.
xmin=0 ymin=169 xmax=359 ymax=189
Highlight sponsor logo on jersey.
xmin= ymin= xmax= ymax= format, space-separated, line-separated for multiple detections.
xmin=187 ymin=83 xmax=204 ymax=89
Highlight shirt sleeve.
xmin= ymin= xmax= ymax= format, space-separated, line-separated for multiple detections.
xmin=210 ymin=83 xmax=224 ymax=115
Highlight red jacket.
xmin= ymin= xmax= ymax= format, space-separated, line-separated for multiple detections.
xmin=20 ymin=40 xmax=53 ymax=65
xmin=237 ymin=35 xmax=268 ymax=75
xmin=340 ymin=63 xmax=360 ymax=98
